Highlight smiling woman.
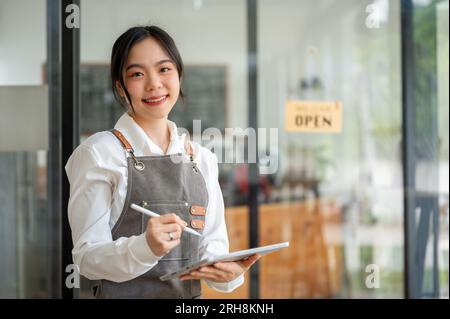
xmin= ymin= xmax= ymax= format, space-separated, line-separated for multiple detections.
xmin=111 ymin=26 xmax=185 ymax=115
xmin=118 ymin=37 xmax=181 ymax=151
xmin=109 ymin=27 xmax=186 ymax=153
xmin=65 ymin=25 xmax=260 ymax=299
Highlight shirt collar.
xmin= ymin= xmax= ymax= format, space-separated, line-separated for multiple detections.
xmin=114 ymin=112 xmax=186 ymax=156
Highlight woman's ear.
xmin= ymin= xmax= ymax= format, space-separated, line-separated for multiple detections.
xmin=116 ymin=80 xmax=133 ymax=113
xmin=115 ymin=80 xmax=125 ymax=98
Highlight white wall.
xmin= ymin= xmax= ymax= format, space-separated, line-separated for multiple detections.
xmin=0 ymin=0 xmax=46 ymax=85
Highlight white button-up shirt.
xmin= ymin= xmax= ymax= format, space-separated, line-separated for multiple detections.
xmin=65 ymin=112 xmax=243 ymax=293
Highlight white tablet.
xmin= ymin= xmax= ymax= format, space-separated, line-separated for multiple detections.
xmin=160 ymin=242 xmax=289 ymax=281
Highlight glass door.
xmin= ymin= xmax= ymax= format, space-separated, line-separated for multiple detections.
xmin=257 ymin=0 xmax=404 ymax=298
xmin=0 ymin=0 xmax=61 ymax=298
xmin=410 ymin=0 xmax=449 ymax=298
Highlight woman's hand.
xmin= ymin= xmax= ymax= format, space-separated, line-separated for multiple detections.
xmin=145 ymin=213 xmax=187 ymax=257
xmin=180 ymin=254 xmax=260 ymax=283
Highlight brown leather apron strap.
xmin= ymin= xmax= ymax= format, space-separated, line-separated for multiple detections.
xmin=110 ymin=129 xmax=146 ymax=170
xmin=111 ymin=129 xmax=195 ymax=158
xmin=111 ymin=129 xmax=134 ymax=153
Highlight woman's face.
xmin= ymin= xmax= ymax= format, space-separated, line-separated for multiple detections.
xmin=120 ymin=37 xmax=180 ymax=121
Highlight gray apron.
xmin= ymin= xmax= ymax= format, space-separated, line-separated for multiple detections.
xmin=95 ymin=129 xmax=209 ymax=299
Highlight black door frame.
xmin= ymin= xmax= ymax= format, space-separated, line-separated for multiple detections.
xmin=401 ymin=0 xmax=441 ymax=299
xmin=46 ymin=0 xmax=62 ymax=299
xmin=47 ymin=0 xmax=80 ymax=299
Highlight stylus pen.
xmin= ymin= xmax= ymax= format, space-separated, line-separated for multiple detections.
xmin=130 ymin=203 xmax=203 ymax=237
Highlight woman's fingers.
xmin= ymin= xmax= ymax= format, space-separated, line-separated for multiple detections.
xmin=238 ymin=253 xmax=261 ymax=269
xmin=159 ymin=213 xmax=188 ymax=228
xmin=181 ymin=256 xmax=262 ymax=283
xmin=198 ymin=266 xmax=232 ymax=278
xmin=212 ymin=254 xmax=261 ymax=273
xmin=145 ymin=213 xmax=186 ymax=256
xmin=158 ymin=223 xmax=183 ymax=239
xmin=150 ymin=214 xmax=186 ymax=238
xmin=145 ymin=231 xmax=180 ymax=257
xmin=188 ymin=270 xmax=220 ymax=281
xmin=180 ymin=267 xmax=230 ymax=282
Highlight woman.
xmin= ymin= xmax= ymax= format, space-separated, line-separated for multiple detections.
xmin=65 ymin=25 xmax=259 ymax=299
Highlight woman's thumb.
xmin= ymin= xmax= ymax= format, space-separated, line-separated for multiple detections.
xmin=240 ymin=253 xmax=260 ymax=268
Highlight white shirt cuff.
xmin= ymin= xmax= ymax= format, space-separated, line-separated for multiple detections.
xmin=128 ymin=233 xmax=162 ymax=266
xmin=205 ymin=273 xmax=245 ymax=293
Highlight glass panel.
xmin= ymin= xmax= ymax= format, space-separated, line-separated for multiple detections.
xmin=436 ymin=0 xmax=449 ymax=299
xmin=258 ymin=0 xmax=404 ymax=298
xmin=412 ymin=0 xmax=449 ymax=298
xmin=73 ymin=0 xmax=449 ymax=300
xmin=0 ymin=0 xmax=53 ymax=298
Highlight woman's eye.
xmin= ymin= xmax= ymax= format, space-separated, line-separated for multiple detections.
xmin=161 ymin=67 xmax=171 ymax=73
xmin=131 ymin=72 xmax=143 ymax=77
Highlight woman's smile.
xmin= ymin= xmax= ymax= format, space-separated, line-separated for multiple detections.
xmin=141 ymin=94 xmax=169 ymax=107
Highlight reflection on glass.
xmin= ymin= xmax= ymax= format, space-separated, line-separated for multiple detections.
xmin=413 ymin=0 xmax=449 ymax=298
xmin=257 ymin=0 xmax=404 ymax=298
xmin=73 ymin=0 xmax=449 ymax=300
xmin=436 ymin=0 xmax=449 ymax=299
xmin=0 ymin=0 xmax=53 ymax=298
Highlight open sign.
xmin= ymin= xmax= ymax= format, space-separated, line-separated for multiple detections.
xmin=285 ymin=101 xmax=342 ymax=133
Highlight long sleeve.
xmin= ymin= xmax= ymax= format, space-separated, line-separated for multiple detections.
xmin=65 ymin=145 xmax=161 ymax=283
xmin=198 ymin=152 xmax=244 ymax=293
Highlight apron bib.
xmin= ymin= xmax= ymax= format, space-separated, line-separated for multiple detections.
xmin=95 ymin=129 xmax=209 ymax=299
